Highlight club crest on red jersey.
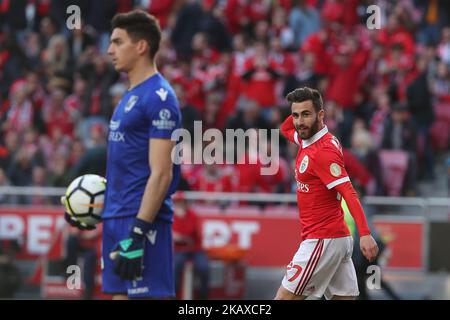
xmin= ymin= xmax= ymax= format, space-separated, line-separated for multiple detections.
xmin=299 ymin=155 xmax=309 ymax=173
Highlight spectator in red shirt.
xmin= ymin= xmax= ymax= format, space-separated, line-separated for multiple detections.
xmin=361 ymin=43 xmax=385 ymax=89
xmin=378 ymin=43 xmax=415 ymax=99
xmin=191 ymin=32 xmax=221 ymax=72
xmin=190 ymin=162 xmax=237 ymax=195
xmin=301 ymin=28 xmax=334 ymax=76
xmin=224 ymin=0 xmax=271 ymax=36
xmin=326 ymin=42 xmax=369 ymax=147
xmin=377 ymin=15 xmax=416 ymax=56
xmin=259 ymin=149 xmax=291 ymax=193
xmin=173 ymin=59 xmax=206 ymax=112
xmin=172 ymin=83 xmax=201 ymax=137
xmin=327 ymin=41 xmax=369 ymax=111
xmin=25 ymin=71 xmax=46 ymax=132
xmin=321 ymin=0 xmax=345 ymax=25
xmin=42 ymin=88 xmax=74 ymax=139
xmin=234 ymin=150 xmax=272 ymax=194
xmin=218 ymin=34 xmax=249 ymax=123
xmin=268 ymin=36 xmax=296 ymax=81
xmin=247 ymin=0 xmax=271 ymax=24
xmin=241 ymin=42 xmax=282 ymax=110
xmin=4 ymin=80 xmax=33 ymax=135
xmin=64 ymin=75 xmax=87 ymax=125
xmin=173 ymin=197 xmax=209 ymax=299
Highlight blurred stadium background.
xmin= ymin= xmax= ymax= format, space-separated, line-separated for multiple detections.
xmin=0 ymin=0 xmax=450 ymax=300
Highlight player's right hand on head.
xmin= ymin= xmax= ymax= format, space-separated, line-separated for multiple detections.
xmin=61 ymin=196 xmax=96 ymax=231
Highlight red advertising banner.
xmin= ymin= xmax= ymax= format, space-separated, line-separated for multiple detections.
xmin=0 ymin=206 xmax=65 ymax=259
xmin=196 ymin=211 xmax=301 ymax=267
xmin=0 ymin=206 xmax=424 ymax=269
xmin=373 ymin=219 xmax=424 ymax=270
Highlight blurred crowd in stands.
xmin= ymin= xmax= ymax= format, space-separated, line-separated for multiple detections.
xmin=1 ymin=0 xmax=450 ymax=204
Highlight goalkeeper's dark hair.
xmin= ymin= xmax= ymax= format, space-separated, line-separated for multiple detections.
xmin=286 ymin=87 xmax=324 ymax=112
xmin=111 ymin=10 xmax=161 ymax=60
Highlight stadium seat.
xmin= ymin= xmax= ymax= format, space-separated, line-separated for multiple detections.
xmin=430 ymin=103 xmax=450 ymax=150
xmin=430 ymin=120 xmax=450 ymax=151
xmin=378 ymin=150 xmax=409 ymax=196
xmin=434 ymin=102 xmax=450 ymax=123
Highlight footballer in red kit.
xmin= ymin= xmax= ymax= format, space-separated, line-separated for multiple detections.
xmin=275 ymin=87 xmax=379 ymax=300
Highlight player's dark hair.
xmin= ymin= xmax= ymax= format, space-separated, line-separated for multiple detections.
xmin=111 ymin=10 xmax=161 ymax=60
xmin=286 ymin=87 xmax=323 ymax=112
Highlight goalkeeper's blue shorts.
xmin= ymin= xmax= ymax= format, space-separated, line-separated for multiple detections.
xmin=101 ymin=216 xmax=175 ymax=298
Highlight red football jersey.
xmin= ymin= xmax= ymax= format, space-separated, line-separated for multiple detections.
xmin=282 ymin=118 xmax=351 ymax=240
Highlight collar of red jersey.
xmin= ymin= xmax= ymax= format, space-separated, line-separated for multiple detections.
xmin=301 ymin=125 xmax=328 ymax=149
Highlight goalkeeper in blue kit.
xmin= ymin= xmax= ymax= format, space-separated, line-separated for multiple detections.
xmin=65 ymin=10 xmax=181 ymax=299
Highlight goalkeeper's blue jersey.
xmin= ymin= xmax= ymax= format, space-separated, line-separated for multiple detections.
xmin=103 ymin=72 xmax=181 ymax=222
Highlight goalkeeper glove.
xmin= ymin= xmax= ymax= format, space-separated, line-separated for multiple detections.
xmin=64 ymin=211 xmax=97 ymax=230
xmin=61 ymin=196 xmax=97 ymax=230
xmin=110 ymin=218 xmax=152 ymax=280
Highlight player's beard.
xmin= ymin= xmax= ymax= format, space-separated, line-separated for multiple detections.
xmin=297 ymin=115 xmax=320 ymax=140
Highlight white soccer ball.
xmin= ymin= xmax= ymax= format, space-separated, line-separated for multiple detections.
xmin=64 ymin=174 xmax=106 ymax=226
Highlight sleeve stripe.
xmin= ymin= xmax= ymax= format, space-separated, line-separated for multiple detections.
xmin=294 ymin=131 xmax=300 ymax=146
xmin=326 ymin=177 xmax=350 ymax=190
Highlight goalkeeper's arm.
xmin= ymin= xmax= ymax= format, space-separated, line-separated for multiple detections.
xmin=136 ymin=138 xmax=175 ymax=223
xmin=109 ymin=138 xmax=175 ymax=280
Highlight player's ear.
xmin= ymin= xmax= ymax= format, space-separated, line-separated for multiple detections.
xmin=318 ymin=109 xmax=325 ymax=122
xmin=136 ymin=39 xmax=148 ymax=56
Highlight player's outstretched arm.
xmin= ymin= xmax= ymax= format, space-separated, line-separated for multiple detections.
xmin=335 ymin=182 xmax=379 ymax=262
